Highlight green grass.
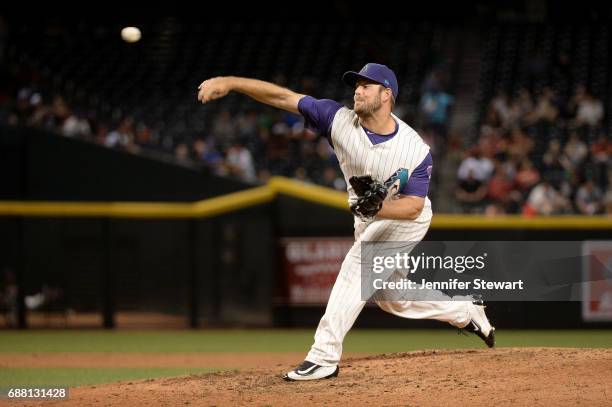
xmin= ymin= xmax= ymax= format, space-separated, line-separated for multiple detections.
xmin=0 ymin=329 xmax=610 ymax=353
xmin=0 ymin=329 xmax=609 ymax=387
xmin=0 ymin=367 xmax=220 ymax=387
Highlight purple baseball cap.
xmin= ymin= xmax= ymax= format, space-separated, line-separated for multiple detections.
xmin=342 ymin=63 xmax=399 ymax=100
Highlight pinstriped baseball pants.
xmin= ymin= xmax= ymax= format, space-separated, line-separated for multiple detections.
xmin=306 ymin=207 xmax=471 ymax=367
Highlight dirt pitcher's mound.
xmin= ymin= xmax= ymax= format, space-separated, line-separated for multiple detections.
xmin=62 ymin=348 xmax=611 ymax=406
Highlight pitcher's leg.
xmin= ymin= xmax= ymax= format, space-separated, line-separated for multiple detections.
xmin=306 ymin=247 xmax=365 ymax=366
xmin=374 ymin=270 xmax=495 ymax=347
xmin=376 ymin=297 xmax=470 ymax=327
xmin=306 ymin=210 xmax=434 ymax=366
xmin=373 ymin=267 xmax=470 ymax=326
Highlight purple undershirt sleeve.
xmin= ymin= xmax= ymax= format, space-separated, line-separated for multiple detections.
xmin=297 ymin=96 xmax=343 ymax=144
xmin=401 ymin=152 xmax=433 ymax=197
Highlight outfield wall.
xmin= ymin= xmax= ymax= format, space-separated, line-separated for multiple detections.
xmin=1 ymin=127 xmax=611 ymax=329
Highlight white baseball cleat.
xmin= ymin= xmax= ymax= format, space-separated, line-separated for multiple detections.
xmin=282 ymin=360 xmax=339 ymax=381
xmin=463 ymin=295 xmax=496 ymax=348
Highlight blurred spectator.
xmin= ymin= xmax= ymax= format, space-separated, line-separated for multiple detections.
xmin=26 ymin=92 xmax=47 ymax=127
xmin=455 ymin=169 xmax=487 ymax=212
xmin=490 ymin=89 xmax=513 ymax=129
xmin=515 ymin=159 xmax=540 ymax=191
xmin=484 ymin=202 xmax=506 ymax=217
xmin=174 ymin=143 xmax=190 ymax=163
xmin=561 ymin=132 xmax=588 ymax=170
xmin=419 ymin=82 xmax=454 ymax=139
xmin=225 ymin=142 xmax=256 ymax=183
xmin=504 ymin=190 xmax=524 ymax=214
xmin=575 ymin=179 xmax=603 ymax=215
xmin=567 ymin=85 xmax=586 ymax=117
xmin=486 ymin=162 xmax=514 ymax=203
xmin=94 ymin=123 xmax=109 ymax=145
xmin=11 ymin=87 xmax=34 ymax=125
xmin=480 ymin=106 xmax=502 ymax=135
xmin=591 ymin=134 xmax=610 ymax=163
xmin=542 ymin=139 xmax=567 ymax=186
xmin=457 ymin=148 xmax=494 ymax=182
xmin=506 ymin=127 xmax=534 ymax=160
xmin=523 ymin=87 xmax=558 ymax=126
xmin=105 ymin=117 xmax=135 ymax=149
xmin=573 ymin=89 xmax=603 ymax=128
xmin=62 ymin=109 xmax=92 ymax=138
xmin=321 ymin=166 xmax=346 ymax=191
xmin=135 ymin=123 xmax=153 ymax=148
xmin=524 ymin=179 xmax=570 ymax=215
xmin=48 ymin=95 xmax=71 ymax=128
xmin=477 ymin=128 xmax=506 ymax=159
xmin=193 ymin=138 xmax=223 ymax=168
xmin=508 ymin=88 xmax=534 ymax=126
xmin=293 ymin=167 xmax=309 ymax=182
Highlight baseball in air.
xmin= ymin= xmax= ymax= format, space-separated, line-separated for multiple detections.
xmin=121 ymin=27 xmax=141 ymax=43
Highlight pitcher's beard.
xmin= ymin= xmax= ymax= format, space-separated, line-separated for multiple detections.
xmin=354 ymin=95 xmax=382 ymax=117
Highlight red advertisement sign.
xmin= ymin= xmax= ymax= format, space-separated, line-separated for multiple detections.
xmin=582 ymin=241 xmax=612 ymax=322
xmin=280 ymin=237 xmax=353 ymax=305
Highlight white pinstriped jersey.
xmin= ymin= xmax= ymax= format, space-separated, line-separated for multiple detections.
xmin=294 ymin=89 xmax=470 ymax=370
xmin=329 ymin=107 xmax=432 ymax=208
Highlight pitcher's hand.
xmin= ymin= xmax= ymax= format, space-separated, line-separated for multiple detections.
xmin=197 ymin=77 xmax=232 ymax=103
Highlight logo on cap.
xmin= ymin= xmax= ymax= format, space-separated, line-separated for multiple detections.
xmin=342 ymin=63 xmax=399 ymax=100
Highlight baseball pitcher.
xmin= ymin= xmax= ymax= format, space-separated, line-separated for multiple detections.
xmin=197 ymin=63 xmax=495 ymax=381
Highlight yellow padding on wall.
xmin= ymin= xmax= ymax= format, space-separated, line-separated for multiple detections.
xmin=0 ymin=185 xmax=275 ymax=219
xmin=268 ymin=177 xmax=348 ymax=210
xmin=430 ymin=214 xmax=612 ymax=229
xmin=0 ymin=176 xmax=611 ymax=229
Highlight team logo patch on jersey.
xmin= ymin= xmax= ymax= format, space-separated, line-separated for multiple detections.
xmin=384 ymin=168 xmax=409 ymax=196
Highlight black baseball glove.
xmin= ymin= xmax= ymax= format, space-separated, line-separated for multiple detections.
xmin=349 ymin=175 xmax=388 ymax=220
